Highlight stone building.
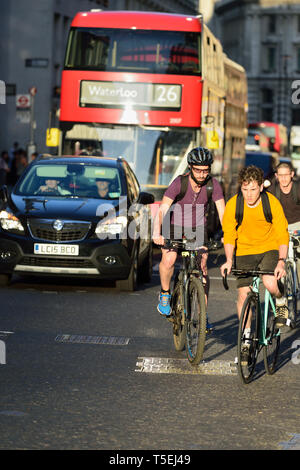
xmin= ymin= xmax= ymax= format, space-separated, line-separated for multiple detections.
xmin=0 ymin=0 xmax=197 ymax=156
xmin=213 ymin=0 xmax=300 ymax=128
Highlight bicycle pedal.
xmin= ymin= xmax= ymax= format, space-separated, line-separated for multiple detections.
xmin=167 ymin=315 xmax=175 ymax=323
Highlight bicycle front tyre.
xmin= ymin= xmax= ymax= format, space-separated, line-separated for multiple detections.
xmin=172 ymin=280 xmax=186 ymax=351
xmin=285 ymin=261 xmax=298 ymax=328
xmin=185 ymin=277 xmax=206 ymax=365
xmin=237 ymin=293 xmax=259 ymax=384
xmin=263 ymin=296 xmax=280 ymax=375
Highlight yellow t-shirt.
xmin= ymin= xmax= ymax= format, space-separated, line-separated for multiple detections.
xmin=222 ymin=192 xmax=289 ymax=256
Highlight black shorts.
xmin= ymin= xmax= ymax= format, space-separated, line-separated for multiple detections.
xmin=235 ymin=250 xmax=278 ymax=288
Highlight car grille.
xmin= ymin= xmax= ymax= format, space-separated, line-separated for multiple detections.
xmin=28 ymin=220 xmax=91 ymax=242
xmin=19 ymin=256 xmax=95 ymax=269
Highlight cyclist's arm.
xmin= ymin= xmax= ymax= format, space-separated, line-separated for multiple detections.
xmin=220 ymin=243 xmax=235 ymax=276
xmin=215 ymin=198 xmax=225 ymax=224
xmin=220 ymin=196 xmax=238 ymax=276
xmin=152 ymin=195 xmax=173 ymax=245
xmin=274 ymin=244 xmax=288 ymax=280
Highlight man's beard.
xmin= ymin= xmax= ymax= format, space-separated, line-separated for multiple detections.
xmin=190 ymin=169 xmax=209 ymax=187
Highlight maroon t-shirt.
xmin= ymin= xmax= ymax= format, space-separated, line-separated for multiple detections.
xmin=164 ymin=175 xmax=223 ymax=229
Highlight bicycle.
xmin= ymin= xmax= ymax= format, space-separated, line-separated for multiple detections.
xmin=165 ymin=239 xmax=207 ymax=365
xmin=223 ymin=268 xmax=283 ymax=384
xmin=285 ymin=230 xmax=300 ymax=329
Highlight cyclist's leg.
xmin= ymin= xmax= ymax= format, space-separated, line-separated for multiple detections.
xmin=260 ymin=249 xmax=281 ymax=295
xmin=236 ymin=254 xmax=257 ymax=320
xmin=236 ymin=254 xmax=257 ymax=361
xmin=196 ymin=247 xmax=213 ymax=331
xmin=159 ymin=248 xmax=177 ymax=291
xmin=157 ymin=248 xmax=177 ymax=316
xmin=260 ymin=250 xmax=288 ymax=327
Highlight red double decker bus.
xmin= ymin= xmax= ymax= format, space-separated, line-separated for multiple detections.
xmin=59 ymin=10 xmax=248 ymax=201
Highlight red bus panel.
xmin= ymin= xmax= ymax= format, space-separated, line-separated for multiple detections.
xmin=60 ymin=71 xmax=202 ymax=127
xmin=71 ymin=11 xmax=202 ymax=32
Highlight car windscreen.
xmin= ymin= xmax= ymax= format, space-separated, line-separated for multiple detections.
xmin=15 ymin=163 xmax=124 ymax=199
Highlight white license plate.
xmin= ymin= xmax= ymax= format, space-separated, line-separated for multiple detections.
xmin=34 ymin=243 xmax=79 ymax=256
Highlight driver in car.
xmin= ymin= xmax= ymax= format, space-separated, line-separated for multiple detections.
xmin=36 ymin=178 xmax=70 ymax=195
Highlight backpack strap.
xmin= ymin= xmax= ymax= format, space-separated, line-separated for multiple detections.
xmin=204 ymin=176 xmax=213 ymax=217
xmin=291 ymin=181 xmax=300 ymax=205
xmin=235 ymin=191 xmax=244 ymax=230
xmin=173 ymin=173 xmax=189 ymax=204
xmin=235 ymin=190 xmax=272 ymax=229
xmin=261 ymin=191 xmax=272 ymax=223
xmin=275 ymin=181 xmax=281 ymax=200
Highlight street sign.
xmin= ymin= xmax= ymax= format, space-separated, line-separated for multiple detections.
xmin=16 ymin=94 xmax=31 ymax=109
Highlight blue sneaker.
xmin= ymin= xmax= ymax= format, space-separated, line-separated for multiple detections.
xmin=157 ymin=291 xmax=171 ymax=316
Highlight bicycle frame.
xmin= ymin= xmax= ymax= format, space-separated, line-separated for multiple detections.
xmin=287 ymin=232 xmax=300 ymax=292
xmin=250 ymin=276 xmax=278 ymax=347
xmin=166 ymin=239 xmax=207 ymax=364
xmin=179 ymin=249 xmax=202 ymax=315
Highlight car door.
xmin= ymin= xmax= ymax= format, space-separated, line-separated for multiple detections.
xmin=123 ymin=162 xmax=149 ymax=258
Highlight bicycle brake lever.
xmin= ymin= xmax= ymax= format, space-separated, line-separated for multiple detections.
xmin=277 ymin=278 xmax=284 ymax=296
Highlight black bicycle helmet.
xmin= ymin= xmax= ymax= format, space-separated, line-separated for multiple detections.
xmin=187 ymin=147 xmax=214 ymax=166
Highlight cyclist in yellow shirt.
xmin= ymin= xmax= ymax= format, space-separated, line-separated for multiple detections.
xmin=220 ymin=166 xmax=289 ymax=360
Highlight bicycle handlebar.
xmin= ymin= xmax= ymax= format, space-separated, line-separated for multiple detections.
xmin=222 ymin=268 xmax=284 ymax=294
xmin=160 ymin=238 xmax=222 ymax=252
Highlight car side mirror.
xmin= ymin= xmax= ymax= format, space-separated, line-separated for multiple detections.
xmin=0 ymin=185 xmax=8 ymax=210
xmin=138 ymin=192 xmax=155 ymax=205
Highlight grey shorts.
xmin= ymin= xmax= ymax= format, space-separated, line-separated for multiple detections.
xmin=235 ymin=250 xmax=279 ymax=288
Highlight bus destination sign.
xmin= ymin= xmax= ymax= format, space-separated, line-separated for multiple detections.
xmin=80 ymin=81 xmax=181 ymax=110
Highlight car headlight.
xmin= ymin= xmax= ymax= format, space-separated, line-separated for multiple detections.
xmin=0 ymin=210 xmax=24 ymax=232
xmin=95 ymin=216 xmax=127 ymax=236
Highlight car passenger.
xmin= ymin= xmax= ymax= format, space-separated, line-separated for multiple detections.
xmin=88 ymin=178 xmax=110 ymax=198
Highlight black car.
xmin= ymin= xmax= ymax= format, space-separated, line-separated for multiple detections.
xmin=0 ymin=155 xmax=154 ymax=290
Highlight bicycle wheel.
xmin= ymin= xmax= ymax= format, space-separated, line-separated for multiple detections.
xmin=171 ymin=279 xmax=186 ymax=351
xmin=237 ymin=293 xmax=259 ymax=384
xmin=185 ymin=277 xmax=206 ymax=365
xmin=263 ymin=298 xmax=280 ymax=375
xmin=285 ymin=261 xmax=298 ymax=328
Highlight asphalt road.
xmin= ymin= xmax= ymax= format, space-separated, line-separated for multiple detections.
xmin=0 ymin=248 xmax=299 ymax=452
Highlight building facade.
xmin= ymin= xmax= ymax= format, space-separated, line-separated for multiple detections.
xmin=0 ymin=0 xmax=197 ymax=156
xmin=213 ymin=0 xmax=300 ymax=129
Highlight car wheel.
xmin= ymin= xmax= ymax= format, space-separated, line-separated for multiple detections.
xmin=139 ymin=242 xmax=153 ymax=283
xmin=116 ymin=249 xmax=138 ymax=292
xmin=0 ymin=274 xmax=12 ymax=287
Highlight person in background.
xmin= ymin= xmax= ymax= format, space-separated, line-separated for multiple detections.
xmin=0 ymin=151 xmax=10 ymax=186
xmin=8 ymin=141 xmax=19 ymax=168
xmin=267 ymin=162 xmax=300 ymax=231
xmin=267 ymin=161 xmax=300 ymax=278
xmin=31 ymin=152 xmax=38 ymax=161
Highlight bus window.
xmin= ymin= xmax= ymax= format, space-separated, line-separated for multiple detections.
xmin=65 ymin=28 xmax=201 ymax=75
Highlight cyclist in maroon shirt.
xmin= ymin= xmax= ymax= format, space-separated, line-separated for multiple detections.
xmin=153 ymin=147 xmax=225 ymax=322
